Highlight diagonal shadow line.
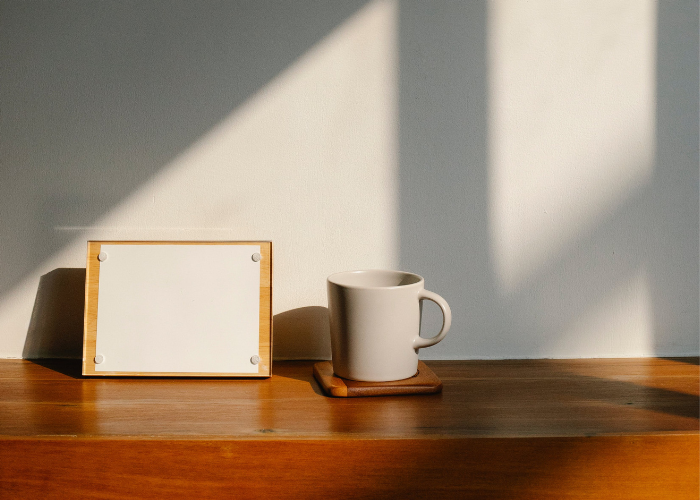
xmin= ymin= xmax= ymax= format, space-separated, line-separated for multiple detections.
xmin=0 ymin=0 xmax=371 ymax=301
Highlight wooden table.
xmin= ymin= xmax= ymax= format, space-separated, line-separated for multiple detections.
xmin=1 ymin=358 xmax=698 ymax=499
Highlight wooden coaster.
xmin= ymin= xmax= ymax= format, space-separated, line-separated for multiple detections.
xmin=313 ymin=361 xmax=442 ymax=397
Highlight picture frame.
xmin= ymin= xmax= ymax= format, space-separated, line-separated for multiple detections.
xmin=82 ymin=241 xmax=272 ymax=377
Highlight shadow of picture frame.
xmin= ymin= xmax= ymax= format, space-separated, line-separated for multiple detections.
xmin=23 ymin=268 xmax=85 ymax=359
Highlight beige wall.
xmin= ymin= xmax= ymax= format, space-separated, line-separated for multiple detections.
xmin=1 ymin=0 xmax=697 ymax=359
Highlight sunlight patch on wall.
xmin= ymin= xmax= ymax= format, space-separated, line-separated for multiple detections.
xmin=488 ymin=0 xmax=657 ymax=294
xmin=0 ymin=0 xmax=398 ymax=359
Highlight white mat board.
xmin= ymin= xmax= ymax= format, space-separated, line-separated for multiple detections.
xmin=94 ymin=244 xmax=261 ymax=373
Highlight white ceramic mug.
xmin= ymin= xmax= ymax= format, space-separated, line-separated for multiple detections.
xmin=327 ymin=270 xmax=452 ymax=382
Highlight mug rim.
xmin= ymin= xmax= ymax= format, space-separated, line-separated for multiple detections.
xmin=327 ymin=269 xmax=424 ymax=290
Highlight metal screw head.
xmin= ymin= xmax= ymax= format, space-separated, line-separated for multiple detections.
xmin=98 ymin=251 xmax=108 ymax=262
xmin=250 ymin=355 xmax=260 ymax=365
xmin=251 ymin=253 xmax=261 ymax=262
xmin=94 ymin=354 xmax=105 ymax=364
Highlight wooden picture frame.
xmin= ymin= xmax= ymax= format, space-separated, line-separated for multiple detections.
xmin=82 ymin=241 xmax=272 ymax=377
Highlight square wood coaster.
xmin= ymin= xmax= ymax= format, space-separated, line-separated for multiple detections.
xmin=313 ymin=361 xmax=442 ymax=397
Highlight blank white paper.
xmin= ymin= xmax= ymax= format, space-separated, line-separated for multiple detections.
xmin=94 ymin=244 xmax=261 ymax=373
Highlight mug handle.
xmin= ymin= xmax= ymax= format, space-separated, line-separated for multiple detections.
xmin=413 ymin=290 xmax=452 ymax=349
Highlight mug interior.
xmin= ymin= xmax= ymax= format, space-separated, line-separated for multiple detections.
xmin=328 ymin=270 xmax=422 ymax=289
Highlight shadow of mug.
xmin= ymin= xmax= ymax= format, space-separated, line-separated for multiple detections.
xmin=273 ymin=306 xmax=330 ymax=360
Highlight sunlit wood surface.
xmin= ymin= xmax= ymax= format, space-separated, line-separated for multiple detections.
xmin=1 ymin=358 xmax=697 ymax=499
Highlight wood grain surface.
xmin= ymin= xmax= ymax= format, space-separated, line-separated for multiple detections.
xmin=1 ymin=358 xmax=697 ymax=499
xmin=1 ymin=435 xmax=697 ymax=500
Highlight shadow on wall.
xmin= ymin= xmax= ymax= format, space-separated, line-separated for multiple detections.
xmin=398 ymin=0 xmax=491 ymax=357
xmin=23 ymin=268 xmax=85 ymax=359
xmin=0 ymin=0 xmax=369 ymax=300
xmin=273 ymin=306 xmax=330 ymax=360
